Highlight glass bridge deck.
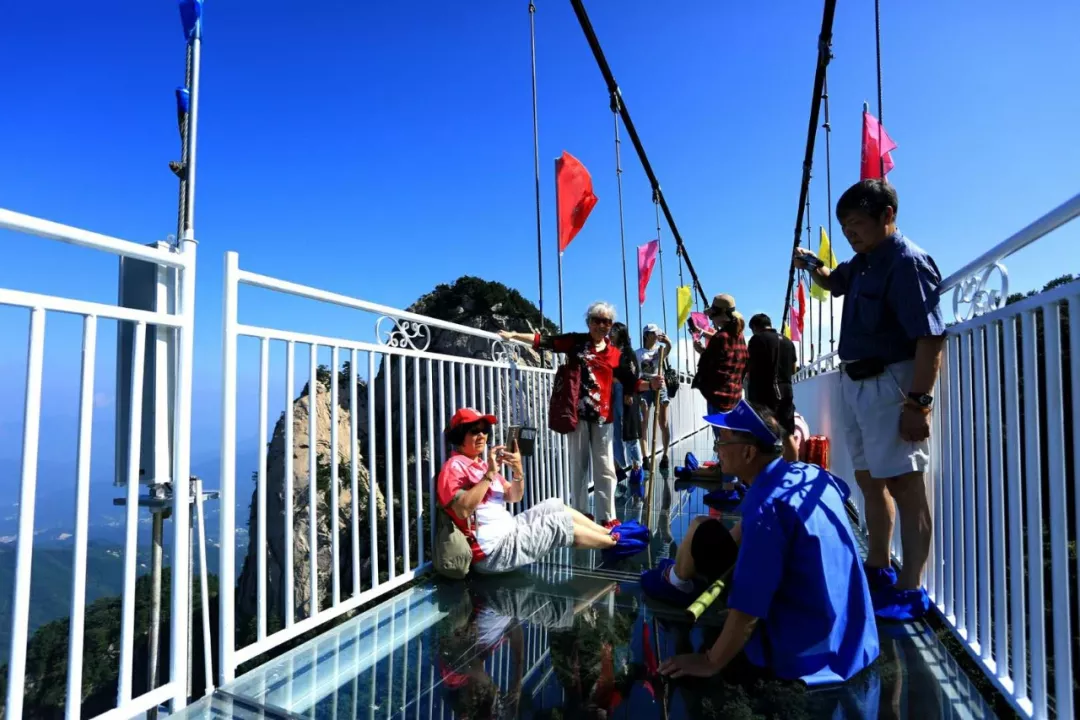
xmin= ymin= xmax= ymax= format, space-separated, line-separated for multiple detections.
xmin=180 ymin=432 xmax=998 ymax=719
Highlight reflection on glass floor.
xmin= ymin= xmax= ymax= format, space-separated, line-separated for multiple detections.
xmin=180 ymin=430 xmax=999 ymax=719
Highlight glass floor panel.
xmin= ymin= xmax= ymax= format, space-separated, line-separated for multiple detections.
xmin=180 ymin=432 xmax=998 ymax=719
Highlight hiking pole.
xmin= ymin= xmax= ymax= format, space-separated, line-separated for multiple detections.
xmin=644 ymin=344 xmax=667 ymax=515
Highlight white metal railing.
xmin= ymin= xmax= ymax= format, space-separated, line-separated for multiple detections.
xmin=793 ymin=350 xmax=840 ymax=382
xmin=0 ymin=209 xmax=197 ymax=719
xmin=218 ymin=251 xmax=708 ymax=684
xmin=793 ymin=194 xmax=1080 ymax=719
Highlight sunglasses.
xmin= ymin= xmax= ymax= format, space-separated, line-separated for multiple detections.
xmin=464 ymin=424 xmax=490 ymax=437
xmin=589 ymin=316 xmax=613 ymax=326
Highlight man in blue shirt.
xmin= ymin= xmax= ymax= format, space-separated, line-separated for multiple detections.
xmin=794 ymin=179 xmax=946 ymax=620
xmin=649 ymin=400 xmax=880 ymax=684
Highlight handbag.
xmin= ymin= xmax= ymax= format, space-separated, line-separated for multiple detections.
xmin=433 ymin=504 xmax=474 ymax=580
xmin=663 ymin=360 xmax=679 ymax=398
xmin=548 ymin=357 xmax=581 ymax=435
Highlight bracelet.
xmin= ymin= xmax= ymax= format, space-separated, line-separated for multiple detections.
xmin=902 ymin=401 xmax=932 ymax=415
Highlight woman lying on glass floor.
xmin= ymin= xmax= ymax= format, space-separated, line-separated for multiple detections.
xmin=435 ymin=407 xmax=649 ymax=574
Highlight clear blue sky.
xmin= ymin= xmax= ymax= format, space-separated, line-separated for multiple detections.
xmin=1 ymin=0 xmax=1078 ymax=497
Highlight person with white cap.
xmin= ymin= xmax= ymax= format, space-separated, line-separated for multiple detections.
xmin=637 ymin=322 xmax=672 ymax=469
xmin=644 ymin=400 xmax=878 ymax=686
xmin=436 ymin=407 xmax=648 ymax=574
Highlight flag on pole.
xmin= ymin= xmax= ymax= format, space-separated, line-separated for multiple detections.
xmin=179 ymin=0 xmax=204 ymax=42
xmin=788 ymin=307 xmax=802 ymax=341
xmin=796 ymin=281 xmax=807 ymax=335
xmin=861 ymin=111 xmax=897 ymax=180
xmin=676 ymin=286 xmax=692 ymax=328
xmin=783 ymin=323 xmax=792 ymax=340
xmin=555 ymin=151 xmax=598 ymax=253
xmin=809 ymin=226 xmax=838 ymax=302
xmin=637 ymin=239 xmax=659 ymax=305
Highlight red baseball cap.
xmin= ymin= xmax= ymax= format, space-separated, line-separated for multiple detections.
xmin=449 ymin=407 xmax=497 ymax=429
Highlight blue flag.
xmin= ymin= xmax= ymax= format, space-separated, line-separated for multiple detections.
xmin=179 ymin=0 xmax=203 ymax=42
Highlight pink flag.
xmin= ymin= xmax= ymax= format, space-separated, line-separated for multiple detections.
xmin=690 ymin=311 xmax=711 ymax=332
xmin=788 ymin=306 xmax=802 ymax=341
xmin=637 ymin=239 xmax=659 ymax=305
xmin=860 ymin=111 xmax=897 ymax=180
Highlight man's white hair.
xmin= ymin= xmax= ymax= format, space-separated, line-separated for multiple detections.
xmin=585 ymin=301 xmax=617 ymax=323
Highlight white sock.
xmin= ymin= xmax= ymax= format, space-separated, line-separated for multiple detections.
xmin=666 ymin=566 xmax=693 ymax=592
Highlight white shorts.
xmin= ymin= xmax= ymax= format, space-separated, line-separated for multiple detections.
xmin=839 ymin=359 xmax=930 ymax=479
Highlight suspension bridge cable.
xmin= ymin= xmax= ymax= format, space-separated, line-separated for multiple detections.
xmin=654 ymin=192 xmax=670 ymax=339
xmin=568 ymin=0 xmax=708 ymax=307
xmin=822 ymin=70 xmax=836 ymax=354
xmin=611 ymin=92 xmax=631 ymax=327
xmin=528 ymin=1 xmax=545 ymax=324
xmin=804 ymin=193 xmax=812 ymax=363
xmin=780 ymin=0 xmax=837 ymax=334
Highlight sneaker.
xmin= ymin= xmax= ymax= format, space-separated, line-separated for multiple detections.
xmin=615 ymin=465 xmax=628 ymax=482
xmin=659 ymin=455 xmax=670 ymax=471
xmin=864 ymin=564 xmax=898 ymax=592
xmin=872 ymin=587 xmax=930 ymax=622
xmin=640 ymin=559 xmax=697 ymax=608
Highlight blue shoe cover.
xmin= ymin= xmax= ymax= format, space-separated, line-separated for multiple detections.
xmin=685 ymin=452 xmax=700 ymax=472
xmin=603 ymin=533 xmax=647 ymax=561
xmin=864 ymin=563 xmax=898 ymax=592
xmin=640 ymin=559 xmax=697 ymax=608
xmin=872 ymin=587 xmax=930 ymax=622
xmin=629 ymin=467 xmax=645 ymax=496
xmin=614 ymin=519 xmax=650 ymax=542
xmin=702 ymin=486 xmax=742 ymax=510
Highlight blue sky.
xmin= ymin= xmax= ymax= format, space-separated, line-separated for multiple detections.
xmin=1 ymin=0 xmax=1078 ymax=503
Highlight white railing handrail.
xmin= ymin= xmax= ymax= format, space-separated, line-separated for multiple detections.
xmin=0 ymin=207 xmax=188 ymax=269
xmin=235 ymin=257 xmax=518 ymax=348
xmin=938 ymin=191 xmax=1080 ymax=294
xmin=946 ymin=274 xmax=1080 ymax=331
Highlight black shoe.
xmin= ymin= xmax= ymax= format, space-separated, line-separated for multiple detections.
xmin=659 ymin=455 xmax=669 ymax=471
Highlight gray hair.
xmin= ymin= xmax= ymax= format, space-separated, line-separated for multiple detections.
xmin=585 ymin=301 xmax=617 ymax=324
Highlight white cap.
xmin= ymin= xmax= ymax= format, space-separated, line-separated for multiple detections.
xmin=643 ymin=323 xmax=661 ymax=335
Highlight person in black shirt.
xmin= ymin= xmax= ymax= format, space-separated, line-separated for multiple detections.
xmin=746 ymin=314 xmax=799 ymax=461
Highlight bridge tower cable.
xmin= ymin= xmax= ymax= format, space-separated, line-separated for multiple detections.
xmin=528 ymin=1 xmax=546 ymax=325
xmin=611 ymin=92 xmax=632 ymax=328
xmin=780 ymin=0 xmax=837 ymax=335
xmin=568 ymin=0 xmax=709 ymax=307
xmin=822 ymin=70 xmax=836 ymax=354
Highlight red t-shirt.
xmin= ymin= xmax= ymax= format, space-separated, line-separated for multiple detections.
xmin=535 ymin=332 xmax=624 ymax=424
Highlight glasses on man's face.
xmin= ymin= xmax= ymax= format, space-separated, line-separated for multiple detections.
xmin=714 ymin=438 xmax=755 ymax=449
xmin=589 ymin=316 xmax=613 ymax=326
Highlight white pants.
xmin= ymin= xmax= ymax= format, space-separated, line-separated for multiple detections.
xmin=568 ymin=420 xmax=617 ymax=523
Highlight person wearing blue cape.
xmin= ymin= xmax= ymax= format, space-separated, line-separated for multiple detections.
xmin=643 ymin=400 xmax=880 ymax=686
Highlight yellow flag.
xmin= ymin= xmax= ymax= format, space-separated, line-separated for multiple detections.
xmin=809 ymin=226 xmax=838 ymax=302
xmin=676 ymin=286 xmax=692 ymax=328
xmin=783 ymin=324 xmax=792 ymax=339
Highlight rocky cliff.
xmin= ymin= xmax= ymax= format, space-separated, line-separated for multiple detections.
xmin=235 ymin=277 xmax=555 ymax=629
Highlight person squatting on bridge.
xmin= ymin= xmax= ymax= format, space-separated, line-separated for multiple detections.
xmin=643 ymin=400 xmax=880 ymax=685
xmin=436 ymin=408 xmax=648 ymax=575
xmin=794 ymin=178 xmax=946 ymax=621
xmin=499 ymin=301 xmax=640 ymax=526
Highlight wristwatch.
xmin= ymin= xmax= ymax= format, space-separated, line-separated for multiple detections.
xmin=906 ymin=392 xmax=933 ymax=409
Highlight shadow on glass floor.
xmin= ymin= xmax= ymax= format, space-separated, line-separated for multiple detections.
xmin=182 ymin=563 xmax=998 ymax=719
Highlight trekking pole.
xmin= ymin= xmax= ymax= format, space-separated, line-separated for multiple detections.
xmin=644 ymin=344 xmax=667 ymax=515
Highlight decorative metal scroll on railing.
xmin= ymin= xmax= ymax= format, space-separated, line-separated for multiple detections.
xmin=950 ymin=262 xmax=1008 ymax=323
xmin=375 ymin=316 xmax=432 ymax=352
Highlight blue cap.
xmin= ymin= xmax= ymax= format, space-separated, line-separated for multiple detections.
xmin=704 ymin=399 xmax=779 ymax=448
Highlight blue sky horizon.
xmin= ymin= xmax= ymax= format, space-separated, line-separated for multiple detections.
xmin=1 ymin=1 xmax=1078 ymax=509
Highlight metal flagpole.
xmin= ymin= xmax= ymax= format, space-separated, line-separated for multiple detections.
xmin=823 ymin=73 xmax=836 ymax=353
xmin=805 ymin=194 xmax=813 ymax=362
xmin=611 ymin=93 xmax=631 ymax=326
xmin=528 ymin=1 xmax=545 ymax=323
xmin=554 ymin=158 xmax=564 ymax=332
xmin=874 ymin=0 xmax=885 ymax=178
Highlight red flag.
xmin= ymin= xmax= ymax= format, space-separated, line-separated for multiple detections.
xmin=861 ymin=111 xmax=897 ymax=180
xmin=555 ymin=151 xmax=598 ymax=252
xmin=796 ymin=280 xmax=807 ymax=334
xmin=637 ymin=239 xmax=659 ymax=305
xmin=788 ymin=307 xmax=802 ymax=341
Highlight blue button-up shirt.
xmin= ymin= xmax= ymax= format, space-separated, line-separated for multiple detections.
xmin=727 ymin=459 xmax=880 ymax=686
xmin=831 ymin=232 xmax=946 ymax=364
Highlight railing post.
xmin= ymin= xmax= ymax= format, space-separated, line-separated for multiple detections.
xmin=219 ymin=251 xmax=239 ymax=684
